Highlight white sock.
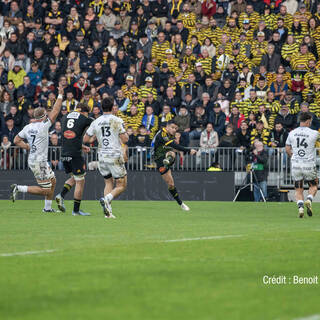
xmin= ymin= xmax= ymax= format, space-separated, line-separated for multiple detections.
xmin=307 ymin=195 xmax=313 ymax=202
xmin=45 ymin=200 xmax=52 ymax=210
xmin=17 ymin=185 xmax=28 ymax=193
xmin=105 ymin=193 xmax=113 ymax=203
xmin=297 ymin=200 xmax=304 ymax=208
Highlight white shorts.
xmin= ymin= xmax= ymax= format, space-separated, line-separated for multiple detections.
xmin=98 ymin=154 xmax=127 ymax=179
xmin=29 ymin=160 xmax=55 ymax=182
xmin=291 ymin=162 xmax=318 ymax=181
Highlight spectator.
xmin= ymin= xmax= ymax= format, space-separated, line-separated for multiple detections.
xmin=0 ymin=91 xmax=14 ymax=116
xmin=226 ymin=106 xmax=245 ymax=130
xmin=3 ymin=114 xmax=19 ymax=143
xmin=236 ymin=121 xmax=251 ymax=151
xmin=1 ymin=135 xmax=12 ymax=169
xmin=48 ymin=133 xmax=63 ymax=170
xmin=190 ymin=105 xmax=208 ymax=140
xmin=219 ymin=124 xmax=238 ymax=147
xmin=274 ymin=105 xmax=297 ymax=131
xmin=174 ymin=105 xmax=190 ymax=146
xmin=208 ymin=103 xmax=226 ymax=137
xmin=199 ymin=122 xmax=219 ymax=156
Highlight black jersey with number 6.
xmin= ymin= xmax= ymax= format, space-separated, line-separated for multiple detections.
xmin=61 ymin=111 xmax=93 ymax=157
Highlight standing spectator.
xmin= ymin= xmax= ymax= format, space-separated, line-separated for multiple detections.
xmin=48 ymin=133 xmax=63 ymax=170
xmin=2 ymin=114 xmax=19 ymax=143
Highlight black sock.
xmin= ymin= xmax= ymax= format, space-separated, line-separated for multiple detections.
xmin=169 ymin=186 xmax=182 ymax=205
xmin=74 ymin=199 xmax=81 ymax=212
xmin=61 ymin=183 xmax=72 ymax=198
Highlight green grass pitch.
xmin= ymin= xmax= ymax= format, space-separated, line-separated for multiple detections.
xmin=0 ymin=200 xmax=320 ymax=320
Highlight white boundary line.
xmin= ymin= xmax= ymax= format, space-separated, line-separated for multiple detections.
xmin=0 ymin=249 xmax=57 ymax=257
xmin=160 ymin=235 xmax=243 ymax=243
xmin=293 ymin=315 xmax=320 ymax=320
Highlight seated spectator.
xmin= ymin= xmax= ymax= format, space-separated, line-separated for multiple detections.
xmin=250 ymin=120 xmax=270 ymax=146
xmin=50 ymin=121 xmax=62 ymax=143
xmin=208 ymin=103 xmax=226 ymax=137
xmin=189 ymin=105 xmax=208 ymax=140
xmin=236 ymin=121 xmax=251 ymax=151
xmin=174 ymin=105 xmax=190 ymax=146
xmin=159 ymin=105 xmax=174 ymax=128
xmin=226 ymin=106 xmax=245 ymax=130
xmin=7 ymin=105 xmax=23 ymax=129
xmin=0 ymin=90 xmax=14 ymax=116
xmin=260 ymin=43 xmax=281 ymax=73
xmin=27 ymin=62 xmax=43 ymax=87
xmin=144 ymin=93 xmax=161 ymax=116
xmin=219 ymin=124 xmax=238 ymax=147
xmin=48 ymin=133 xmax=63 ymax=170
xmin=199 ymin=122 xmax=219 ymax=156
xmin=269 ymin=122 xmax=288 ymax=149
xmin=270 ymin=73 xmax=288 ymax=101
xmin=18 ymin=76 xmax=35 ymax=101
xmin=8 ymin=61 xmax=26 ymax=88
xmin=3 ymin=114 xmax=19 ymax=143
xmin=141 ymin=106 xmax=158 ymax=139
xmin=274 ymin=105 xmax=297 ymax=131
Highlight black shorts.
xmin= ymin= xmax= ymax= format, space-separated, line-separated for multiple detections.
xmin=155 ymin=156 xmax=174 ymax=175
xmin=62 ymin=156 xmax=85 ymax=177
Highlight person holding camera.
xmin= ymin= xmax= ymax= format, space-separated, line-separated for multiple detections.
xmin=250 ymin=140 xmax=268 ymax=202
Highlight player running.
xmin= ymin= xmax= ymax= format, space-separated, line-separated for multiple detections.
xmin=152 ymin=120 xmax=197 ymax=211
xmin=55 ymin=103 xmax=93 ymax=216
xmin=286 ymin=112 xmax=319 ymax=218
xmin=83 ymin=97 xmax=128 ymax=218
xmin=10 ymin=87 xmax=64 ymax=212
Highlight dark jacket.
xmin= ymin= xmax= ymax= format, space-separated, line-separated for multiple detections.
xmin=274 ymin=112 xmax=297 ymax=131
xmin=260 ymin=53 xmax=281 ymax=73
xmin=270 ymin=128 xmax=288 ymax=148
xmin=208 ymin=110 xmax=226 ymax=137
xmin=252 ymin=149 xmax=268 ymax=182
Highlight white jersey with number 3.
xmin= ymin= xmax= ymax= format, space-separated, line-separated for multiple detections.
xmin=86 ymin=114 xmax=126 ymax=158
xmin=18 ymin=118 xmax=52 ymax=162
xmin=286 ymin=126 xmax=319 ymax=163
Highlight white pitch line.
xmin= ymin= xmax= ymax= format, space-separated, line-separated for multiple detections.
xmin=161 ymin=235 xmax=243 ymax=243
xmin=0 ymin=249 xmax=57 ymax=257
xmin=293 ymin=315 xmax=320 ymax=320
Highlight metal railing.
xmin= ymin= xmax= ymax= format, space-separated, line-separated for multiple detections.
xmin=0 ymin=146 xmax=318 ymax=188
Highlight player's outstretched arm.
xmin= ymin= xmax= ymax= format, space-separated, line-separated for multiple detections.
xmin=48 ymin=86 xmax=64 ymax=124
xmin=167 ymin=140 xmax=197 ymax=155
xmin=14 ymin=135 xmax=30 ymax=151
xmin=83 ymin=133 xmax=96 ymax=144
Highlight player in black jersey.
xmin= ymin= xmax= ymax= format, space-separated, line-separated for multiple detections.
xmin=152 ymin=120 xmax=197 ymax=211
xmin=55 ymin=103 xmax=93 ymax=216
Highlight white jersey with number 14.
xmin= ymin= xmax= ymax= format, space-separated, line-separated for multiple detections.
xmin=286 ymin=126 xmax=320 ymax=163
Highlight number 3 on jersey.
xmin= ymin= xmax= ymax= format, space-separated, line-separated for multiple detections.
xmin=296 ymin=138 xmax=308 ymax=148
xmin=101 ymin=126 xmax=111 ymax=146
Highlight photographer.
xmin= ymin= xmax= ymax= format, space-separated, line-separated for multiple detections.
xmin=247 ymin=140 xmax=268 ymax=202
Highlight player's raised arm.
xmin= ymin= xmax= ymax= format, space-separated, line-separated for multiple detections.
xmin=48 ymin=86 xmax=64 ymax=123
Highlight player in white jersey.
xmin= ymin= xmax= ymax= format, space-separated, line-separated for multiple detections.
xmin=83 ymin=97 xmax=128 ymax=218
xmin=10 ymin=87 xmax=64 ymax=212
xmin=286 ymin=112 xmax=320 ymax=218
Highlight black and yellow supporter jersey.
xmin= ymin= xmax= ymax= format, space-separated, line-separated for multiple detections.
xmin=151 ymin=127 xmax=190 ymax=160
xmin=250 ymin=128 xmax=270 ymax=145
xmin=196 ymin=57 xmax=212 ymax=75
xmin=177 ymin=12 xmax=196 ymax=29
xmin=121 ymin=84 xmax=139 ymax=100
xmin=291 ymin=52 xmax=316 ymax=71
xmin=281 ymin=43 xmax=300 ymax=63
xmin=230 ymin=53 xmax=253 ymax=70
xmin=151 ymin=40 xmax=171 ymax=66
xmin=161 ymin=57 xmax=181 ymax=76
xmin=240 ymin=97 xmax=264 ymax=118
xmin=138 ymin=85 xmax=157 ymax=100
xmin=239 ymin=12 xmax=260 ymax=28
xmin=250 ymin=40 xmax=268 ymax=66
xmin=276 ymin=13 xmax=293 ymax=29
xmin=89 ymin=0 xmax=104 ymax=16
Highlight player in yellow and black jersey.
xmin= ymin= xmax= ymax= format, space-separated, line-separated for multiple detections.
xmin=151 ymin=121 xmax=196 ymax=211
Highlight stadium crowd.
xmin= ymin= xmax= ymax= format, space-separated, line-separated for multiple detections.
xmin=1 ymin=0 xmax=320 ymax=170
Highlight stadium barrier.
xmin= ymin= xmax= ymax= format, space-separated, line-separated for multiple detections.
xmin=0 ymin=170 xmax=235 ymax=201
xmin=0 ymin=146 xmax=316 ymax=188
